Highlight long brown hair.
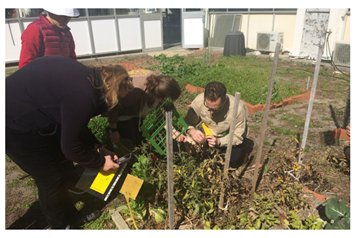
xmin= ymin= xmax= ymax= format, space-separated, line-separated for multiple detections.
xmin=145 ymin=75 xmax=181 ymax=101
xmin=96 ymin=64 xmax=134 ymax=109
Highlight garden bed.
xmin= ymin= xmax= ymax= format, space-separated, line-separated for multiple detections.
xmin=5 ymin=49 xmax=350 ymax=229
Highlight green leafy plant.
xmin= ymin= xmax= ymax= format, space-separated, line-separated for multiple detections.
xmin=286 ymin=210 xmax=324 ymax=229
xmin=87 ymin=116 xmax=110 ymax=144
xmin=248 ymin=193 xmax=281 ymax=229
xmin=260 ymin=78 xmax=282 ymax=104
xmin=321 ymin=198 xmax=350 ymax=229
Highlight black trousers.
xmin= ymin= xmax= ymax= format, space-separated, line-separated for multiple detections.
xmin=116 ymin=117 xmax=144 ymax=147
xmin=6 ymin=127 xmax=80 ymax=229
xmin=213 ymin=142 xmax=246 ymax=168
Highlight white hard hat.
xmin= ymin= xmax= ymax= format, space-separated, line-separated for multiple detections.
xmin=44 ymin=8 xmax=80 ymax=18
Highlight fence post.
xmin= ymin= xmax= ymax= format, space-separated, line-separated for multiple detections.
xmin=250 ymin=43 xmax=281 ymax=195
xmin=219 ymin=92 xmax=241 ymax=209
xmin=166 ymin=109 xmax=174 ymax=229
xmin=298 ymin=45 xmax=324 ymax=166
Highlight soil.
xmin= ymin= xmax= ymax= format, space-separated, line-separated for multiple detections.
xmin=5 ymin=49 xmax=350 ymax=229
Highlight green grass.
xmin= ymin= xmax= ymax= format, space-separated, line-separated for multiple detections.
xmin=249 ymin=125 xmax=260 ymax=131
xmin=152 ymin=54 xmax=307 ymax=106
xmin=272 ymin=127 xmax=297 ymax=136
xmin=281 ymin=114 xmax=305 ymax=127
xmin=322 ymin=117 xmax=333 ymax=121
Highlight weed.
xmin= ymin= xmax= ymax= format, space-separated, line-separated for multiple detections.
xmin=81 ymin=211 xmax=117 ymax=229
xmin=286 ymin=211 xmax=324 ymax=229
xmin=264 ymin=141 xmax=270 ymax=146
xmin=88 ymin=116 xmax=110 ymax=144
xmin=309 ymin=123 xmax=323 ymax=128
xmin=8 ymin=180 xmax=19 ymax=188
xmin=75 ymin=201 xmax=84 ymax=211
xmin=5 ymin=155 xmax=11 ymax=162
xmin=250 ymin=125 xmax=260 ymax=131
xmin=23 ymin=177 xmax=35 ymax=187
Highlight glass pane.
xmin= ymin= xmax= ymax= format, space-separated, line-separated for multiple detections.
xmin=18 ymin=8 xmax=44 ymax=18
xmin=144 ymin=8 xmax=161 ymax=14
xmin=210 ymin=14 xmax=235 ymax=47
xmin=88 ymin=8 xmax=114 ymax=16
xmin=232 ymin=15 xmax=242 ymax=31
xmin=6 ymin=9 xmax=17 ymax=18
xmin=274 ymin=8 xmax=297 ymax=11
xmin=228 ymin=9 xmax=248 ymax=12
xmin=209 ymin=9 xmax=227 ymax=12
xmin=115 ymin=8 xmax=139 ymax=15
xmin=249 ymin=8 xmax=273 ymax=12
xmin=184 ymin=9 xmax=202 ymax=12
xmin=77 ymin=8 xmax=87 ymax=17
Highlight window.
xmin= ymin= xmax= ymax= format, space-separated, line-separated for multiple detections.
xmin=88 ymin=8 xmax=114 ymax=16
xmin=249 ymin=8 xmax=274 ymax=12
xmin=18 ymin=8 xmax=44 ymax=18
xmin=5 ymin=9 xmax=17 ymax=18
xmin=183 ymin=9 xmax=203 ymax=12
xmin=115 ymin=9 xmax=139 ymax=15
xmin=274 ymin=8 xmax=297 ymax=12
xmin=228 ymin=9 xmax=248 ymax=12
xmin=209 ymin=9 xmax=227 ymax=12
xmin=77 ymin=8 xmax=87 ymax=17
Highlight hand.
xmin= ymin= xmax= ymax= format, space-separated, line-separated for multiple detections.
xmin=98 ymin=146 xmax=120 ymax=171
xmin=103 ymin=155 xmax=120 ymax=171
xmin=206 ymin=135 xmax=219 ymax=147
xmin=110 ymin=131 xmax=121 ymax=146
xmin=189 ymin=128 xmax=205 ymax=144
xmin=172 ymin=129 xmax=186 ymax=142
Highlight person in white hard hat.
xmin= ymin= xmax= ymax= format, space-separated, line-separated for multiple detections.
xmin=18 ymin=8 xmax=80 ymax=69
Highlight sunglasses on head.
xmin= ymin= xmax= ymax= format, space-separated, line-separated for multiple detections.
xmin=124 ymin=77 xmax=133 ymax=82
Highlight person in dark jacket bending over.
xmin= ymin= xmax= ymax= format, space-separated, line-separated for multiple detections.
xmin=18 ymin=8 xmax=79 ymax=69
xmin=6 ymin=56 xmax=134 ymax=229
xmin=108 ymin=71 xmax=181 ymax=147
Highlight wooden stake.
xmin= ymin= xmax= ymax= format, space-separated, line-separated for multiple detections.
xmin=219 ymin=92 xmax=241 ymax=209
xmin=166 ymin=110 xmax=174 ymax=229
xmin=307 ymin=76 xmax=310 ymax=90
xmin=250 ymin=43 xmax=281 ymax=196
xmin=298 ymin=45 xmax=324 ymax=166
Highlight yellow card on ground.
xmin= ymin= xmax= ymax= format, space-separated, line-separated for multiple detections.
xmin=90 ymin=168 xmax=118 ymax=194
xmin=119 ymin=174 xmax=143 ymax=200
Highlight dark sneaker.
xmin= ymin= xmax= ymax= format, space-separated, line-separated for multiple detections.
xmin=70 ymin=210 xmax=101 ymax=228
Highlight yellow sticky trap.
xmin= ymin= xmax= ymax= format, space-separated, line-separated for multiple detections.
xmin=90 ymin=168 xmax=118 ymax=194
xmin=120 ymin=174 xmax=143 ymax=200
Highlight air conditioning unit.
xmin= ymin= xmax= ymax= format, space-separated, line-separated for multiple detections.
xmin=145 ymin=8 xmax=157 ymax=14
xmin=333 ymin=41 xmax=350 ymax=67
xmin=256 ymin=31 xmax=284 ymax=52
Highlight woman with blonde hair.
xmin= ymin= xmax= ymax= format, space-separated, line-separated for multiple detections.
xmin=108 ymin=72 xmax=181 ymax=147
xmin=6 ymin=55 xmax=133 ymax=229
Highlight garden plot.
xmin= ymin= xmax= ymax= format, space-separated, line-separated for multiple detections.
xmin=5 ymin=50 xmax=350 ymax=229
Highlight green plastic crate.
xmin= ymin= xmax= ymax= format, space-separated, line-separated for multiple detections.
xmin=141 ymin=98 xmax=188 ymax=155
